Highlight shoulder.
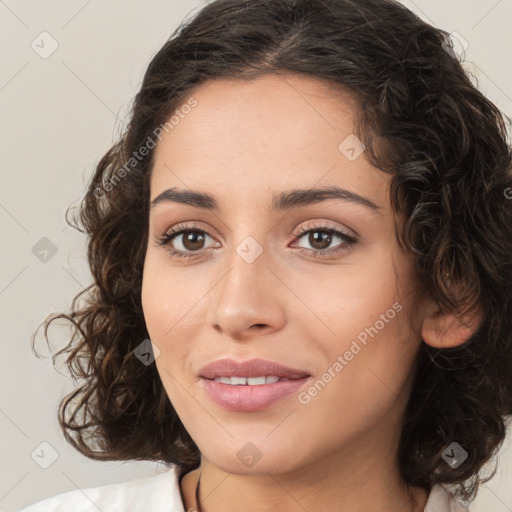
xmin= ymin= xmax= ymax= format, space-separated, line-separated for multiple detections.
xmin=424 ymin=483 xmax=471 ymax=512
xmin=17 ymin=465 xmax=185 ymax=512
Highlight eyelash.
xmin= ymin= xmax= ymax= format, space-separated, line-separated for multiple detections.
xmin=156 ymin=222 xmax=358 ymax=261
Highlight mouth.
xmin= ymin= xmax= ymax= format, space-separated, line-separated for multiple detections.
xmin=199 ymin=358 xmax=310 ymax=380
xmin=210 ymin=375 xmax=296 ymax=385
xmin=199 ymin=358 xmax=312 ymax=412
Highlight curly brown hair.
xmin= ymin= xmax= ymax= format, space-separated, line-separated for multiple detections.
xmin=32 ymin=0 xmax=512 ymax=504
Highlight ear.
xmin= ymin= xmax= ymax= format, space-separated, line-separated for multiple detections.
xmin=420 ymin=294 xmax=483 ymax=349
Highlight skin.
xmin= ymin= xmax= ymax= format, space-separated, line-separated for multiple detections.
xmin=141 ymin=73 xmax=479 ymax=512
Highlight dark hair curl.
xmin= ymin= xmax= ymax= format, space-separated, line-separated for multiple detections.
xmin=32 ymin=0 xmax=512 ymax=503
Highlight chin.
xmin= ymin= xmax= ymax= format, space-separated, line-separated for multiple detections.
xmin=197 ymin=434 xmax=310 ymax=476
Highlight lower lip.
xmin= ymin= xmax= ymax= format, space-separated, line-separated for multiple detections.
xmin=201 ymin=377 xmax=310 ymax=412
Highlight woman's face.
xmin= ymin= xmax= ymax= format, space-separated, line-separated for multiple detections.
xmin=141 ymin=73 xmax=428 ymax=476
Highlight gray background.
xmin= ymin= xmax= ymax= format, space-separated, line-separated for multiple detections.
xmin=1 ymin=1 xmax=511 ymax=511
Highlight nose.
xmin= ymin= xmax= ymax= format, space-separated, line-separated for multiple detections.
xmin=206 ymin=239 xmax=287 ymax=341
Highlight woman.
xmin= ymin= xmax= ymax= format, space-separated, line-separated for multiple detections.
xmin=21 ymin=0 xmax=512 ymax=510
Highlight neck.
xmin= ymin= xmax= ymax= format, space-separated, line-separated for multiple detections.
xmin=180 ymin=439 xmax=429 ymax=512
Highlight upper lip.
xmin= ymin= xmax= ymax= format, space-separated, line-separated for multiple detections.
xmin=199 ymin=358 xmax=311 ymax=379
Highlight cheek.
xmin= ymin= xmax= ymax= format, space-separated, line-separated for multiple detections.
xmin=141 ymin=254 xmax=200 ymax=335
xmin=141 ymin=267 xmax=194 ymax=411
xmin=141 ymin=270 xmax=170 ymax=339
xmin=299 ymin=248 xmax=419 ymax=403
xmin=141 ymin=256 xmax=207 ymax=380
xmin=297 ymin=251 xmax=406 ymax=344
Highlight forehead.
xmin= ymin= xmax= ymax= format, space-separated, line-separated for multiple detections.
xmin=150 ymin=73 xmax=388 ymax=208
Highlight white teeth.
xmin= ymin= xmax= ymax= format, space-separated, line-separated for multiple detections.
xmin=213 ymin=376 xmax=282 ymax=385
xmin=247 ymin=376 xmax=266 ymax=385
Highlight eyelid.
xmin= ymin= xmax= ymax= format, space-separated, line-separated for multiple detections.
xmin=156 ymin=219 xmax=359 ymax=261
xmin=161 ymin=220 xmax=218 ymax=239
xmin=158 ymin=219 xmax=356 ymax=243
xmin=160 ymin=221 xmax=219 ymax=246
xmin=293 ymin=220 xmax=357 ymax=240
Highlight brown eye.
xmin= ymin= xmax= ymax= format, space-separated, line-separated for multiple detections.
xmin=157 ymin=222 xmax=358 ymax=261
xmin=179 ymin=231 xmax=207 ymax=251
xmin=306 ymin=231 xmax=333 ymax=251
xmin=157 ymin=223 xmax=218 ymax=260
xmin=292 ymin=224 xmax=358 ymax=259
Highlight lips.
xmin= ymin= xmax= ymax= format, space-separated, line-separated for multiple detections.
xmin=199 ymin=358 xmax=312 ymax=412
xmin=199 ymin=358 xmax=310 ymax=380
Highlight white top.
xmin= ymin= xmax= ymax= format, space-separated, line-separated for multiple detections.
xmin=18 ymin=464 xmax=470 ymax=511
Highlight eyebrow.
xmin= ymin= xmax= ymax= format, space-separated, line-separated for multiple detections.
xmin=150 ymin=186 xmax=383 ymax=212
